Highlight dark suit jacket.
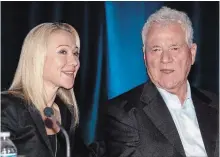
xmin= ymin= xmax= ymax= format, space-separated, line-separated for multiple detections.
xmin=1 ymin=92 xmax=96 ymax=157
xmin=104 ymin=81 xmax=219 ymax=157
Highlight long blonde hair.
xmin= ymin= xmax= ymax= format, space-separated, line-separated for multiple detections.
xmin=8 ymin=22 xmax=80 ymax=126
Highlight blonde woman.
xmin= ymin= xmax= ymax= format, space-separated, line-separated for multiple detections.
xmin=1 ymin=23 xmax=95 ymax=157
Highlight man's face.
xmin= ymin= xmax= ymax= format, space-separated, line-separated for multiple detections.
xmin=144 ymin=22 xmax=197 ymax=92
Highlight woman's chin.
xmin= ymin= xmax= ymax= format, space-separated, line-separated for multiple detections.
xmin=61 ymin=83 xmax=74 ymax=90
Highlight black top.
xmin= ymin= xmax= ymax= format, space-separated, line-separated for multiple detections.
xmin=48 ymin=131 xmax=64 ymax=157
xmin=48 ymin=134 xmax=57 ymax=156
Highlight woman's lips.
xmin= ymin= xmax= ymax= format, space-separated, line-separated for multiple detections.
xmin=63 ymin=71 xmax=75 ymax=77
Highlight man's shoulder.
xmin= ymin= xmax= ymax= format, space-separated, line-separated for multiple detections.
xmin=107 ymin=82 xmax=146 ymax=112
xmin=105 ymin=82 xmax=147 ymax=125
xmin=191 ymin=86 xmax=219 ymax=110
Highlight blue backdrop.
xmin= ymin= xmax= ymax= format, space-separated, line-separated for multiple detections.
xmin=106 ymin=2 xmax=163 ymax=99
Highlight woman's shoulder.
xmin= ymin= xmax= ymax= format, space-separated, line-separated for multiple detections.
xmin=1 ymin=91 xmax=26 ymax=112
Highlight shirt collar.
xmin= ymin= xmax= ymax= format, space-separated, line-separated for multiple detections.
xmin=156 ymin=81 xmax=192 ymax=110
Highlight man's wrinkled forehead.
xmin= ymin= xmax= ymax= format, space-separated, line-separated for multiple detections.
xmin=148 ymin=21 xmax=185 ymax=33
xmin=146 ymin=22 xmax=187 ymax=44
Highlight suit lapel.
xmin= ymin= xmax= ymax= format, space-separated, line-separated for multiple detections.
xmin=140 ymin=82 xmax=186 ymax=157
xmin=27 ymin=104 xmax=54 ymax=157
xmin=191 ymin=87 xmax=218 ymax=157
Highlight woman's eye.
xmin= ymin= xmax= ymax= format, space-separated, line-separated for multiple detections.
xmin=73 ymin=51 xmax=79 ymax=57
xmin=58 ymin=50 xmax=67 ymax=54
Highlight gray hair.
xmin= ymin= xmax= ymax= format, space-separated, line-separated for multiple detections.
xmin=142 ymin=6 xmax=194 ymax=47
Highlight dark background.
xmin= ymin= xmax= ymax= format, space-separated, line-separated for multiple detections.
xmin=1 ymin=1 xmax=219 ymax=144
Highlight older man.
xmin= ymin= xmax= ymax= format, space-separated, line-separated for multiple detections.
xmin=104 ymin=7 xmax=218 ymax=157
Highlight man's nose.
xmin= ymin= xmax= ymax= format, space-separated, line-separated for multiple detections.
xmin=160 ymin=50 xmax=173 ymax=63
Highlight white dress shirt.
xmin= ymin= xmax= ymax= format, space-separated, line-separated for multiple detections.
xmin=157 ymin=81 xmax=207 ymax=157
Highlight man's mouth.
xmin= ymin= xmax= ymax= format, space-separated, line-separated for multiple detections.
xmin=160 ymin=69 xmax=174 ymax=74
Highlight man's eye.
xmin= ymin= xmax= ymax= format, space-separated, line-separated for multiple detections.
xmin=152 ymin=48 xmax=161 ymax=52
xmin=171 ymin=47 xmax=179 ymax=51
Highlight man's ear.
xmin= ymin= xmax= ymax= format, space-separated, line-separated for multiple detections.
xmin=143 ymin=45 xmax=147 ymax=66
xmin=190 ymin=43 xmax=197 ymax=65
xmin=143 ymin=45 xmax=145 ymax=53
xmin=143 ymin=45 xmax=146 ymax=59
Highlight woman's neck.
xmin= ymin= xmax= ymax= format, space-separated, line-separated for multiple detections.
xmin=44 ymin=83 xmax=59 ymax=107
